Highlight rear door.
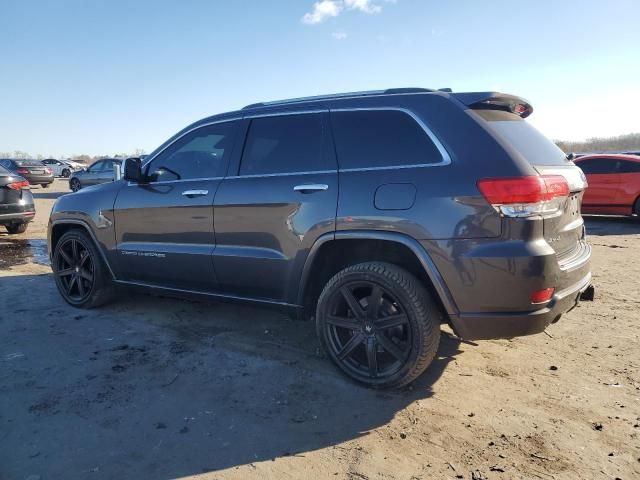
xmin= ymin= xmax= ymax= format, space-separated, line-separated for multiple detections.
xmin=113 ymin=121 xmax=240 ymax=292
xmin=575 ymin=158 xmax=622 ymax=213
xmin=213 ymin=110 xmax=338 ymax=303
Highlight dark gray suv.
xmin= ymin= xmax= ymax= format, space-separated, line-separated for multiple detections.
xmin=48 ymin=88 xmax=592 ymax=388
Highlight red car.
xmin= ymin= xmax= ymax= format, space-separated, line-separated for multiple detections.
xmin=574 ymin=154 xmax=640 ymax=216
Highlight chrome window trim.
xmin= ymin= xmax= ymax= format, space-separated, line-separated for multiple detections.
xmin=127 ymin=176 xmax=224 ymax=187
xmin=227 ymin=169 xmax=336 ymax=180
xmin=330 ymin=107 xmax=452 ymax=169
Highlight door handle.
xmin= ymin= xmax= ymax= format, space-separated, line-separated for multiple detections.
xmin=293 ymin=184 xmax=329 ymax=193
xmin=182 ymin=189 xmax=209 ymax=197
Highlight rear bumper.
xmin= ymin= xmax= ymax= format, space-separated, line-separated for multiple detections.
xmin=450 ymin=271 xmax=592 ymax=340
xmin=25 ymin=175 xmax=54 ymax=184
xmin=0 ymin=209 xmax=35 ymax=225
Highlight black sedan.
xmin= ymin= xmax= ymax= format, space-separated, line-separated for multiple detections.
xmin=0 ymin=159 xmax=54 ymax=188
xmin=0 ymin=165 xmax=35 ymax=234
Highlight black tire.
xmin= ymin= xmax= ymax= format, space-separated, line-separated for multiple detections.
xmin=634 ymin=197 xmax=640 ymax=216
xmin=52 ymin=229 xmax=114 ymax=308
xmin=316 ymin=262 xmax=441 ymax=389
xmin=70 ymin=178 xmax=81 ymax=192
xmin=5 ymin=223 xmax=28 ymax=234
xmin=41 ymin=183 xmax=50 ymax=189
xmin=62 ymin=169 xmax=71 ymax=178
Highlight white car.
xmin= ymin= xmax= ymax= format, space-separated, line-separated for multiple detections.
xmin=41 ymin=159 xmax=80 ymax=178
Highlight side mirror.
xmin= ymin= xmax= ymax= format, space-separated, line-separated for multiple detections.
xmin=123 ymin=157 xmax=144 ymax=182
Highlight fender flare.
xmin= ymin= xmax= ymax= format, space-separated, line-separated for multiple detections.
xmin=297 ymin=230 xmax=459 ymax=316
xmin=49 ymin=218 xmax=117 ymax=280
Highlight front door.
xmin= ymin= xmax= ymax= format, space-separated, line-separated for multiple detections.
xmin=214 ymin=111 xmax=338 ymax=303
xmin=578 ymin=158 xmax=621 ymax=213
xmin=113 ymin=120 xmax=240 ymax=291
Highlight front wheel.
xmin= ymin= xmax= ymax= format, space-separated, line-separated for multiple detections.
xmin=52 ymin=229 xmax=114 ymax=308
xmin=316 ymin=262 xmax=441 ymax=389
xmin=70 ymin=178 xmax=81 ymax=192
xmin=62 ymin=169 xmax=71 ymax=178
xmin=5 ymin=223 xmax=28 ymax=234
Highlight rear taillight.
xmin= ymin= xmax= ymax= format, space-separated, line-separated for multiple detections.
xmin=7 ymin=180 xmax=30 ymax=190
xmin=477 ymin=175 xmax=570 ymax=218
xmin=44 ymin=167 xmax=52 ymax=174
xmin=530 ymin=287 xmax=555 ymax=304
xmin=16 ymin=168 xmax=29 ymax=174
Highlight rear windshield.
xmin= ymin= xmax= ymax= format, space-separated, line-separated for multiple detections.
xmin=0 ymin=165 xmax=9 ymax=174
xmin=474 ymin=110 xmax=569 ymax=166
xmin=15 ymin=160 xmax=45 ymax=167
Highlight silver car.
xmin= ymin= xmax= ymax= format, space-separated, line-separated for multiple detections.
xmin=68 ymin=158 xmax=122 ymax=192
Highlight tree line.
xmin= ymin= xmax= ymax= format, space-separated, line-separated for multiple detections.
xmin=555 ymin=132 xmax=640 ymax=154
xmin=0 ymin=149 xmax=147 ymax=164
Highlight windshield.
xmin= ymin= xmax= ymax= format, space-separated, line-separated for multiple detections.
xmin=474 ymin=110 xmax=569 ymax=166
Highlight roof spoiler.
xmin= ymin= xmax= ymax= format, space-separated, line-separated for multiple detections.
xmin=453 ymin=92 xmax=533 ymax=118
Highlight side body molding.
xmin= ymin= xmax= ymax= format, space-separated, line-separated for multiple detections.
xmin=296 ymin=230 xmax=459 ymax=316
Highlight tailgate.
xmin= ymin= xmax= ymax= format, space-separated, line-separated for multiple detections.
xmin=535 ymin=165 xmax=588 ymax=261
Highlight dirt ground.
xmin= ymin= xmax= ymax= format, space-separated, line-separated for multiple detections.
xmin=1 ymin=179 xmax=639 ymax=480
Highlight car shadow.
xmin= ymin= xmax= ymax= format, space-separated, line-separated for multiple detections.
xmin=0 ymin=272 xmax=463 ymax=479
xmin=31 ymin=191 xmax=69 ymax=200
xmin=584 ymin=215 xmax=640 ymax=236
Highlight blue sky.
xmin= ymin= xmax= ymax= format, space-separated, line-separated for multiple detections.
xmin=1 ymin=0 xmax=639 ymax=157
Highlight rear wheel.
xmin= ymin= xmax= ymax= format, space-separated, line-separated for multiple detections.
xmin=5 ymin=223 xmax=28 ymax=234
xmin=70 ymin=178 xmax=81 ymax=192
xmin=316 ymin=262 xmax=441 ymax=389
xmin=41 ymin=183 xmax=50 ymax=189
xmin=634 ymin=197 xmax=640 ymax=216
xmin=52 ymin=229 xmax=114 ymax=308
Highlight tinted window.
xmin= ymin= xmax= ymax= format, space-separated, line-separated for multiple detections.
xmin=147 ymin=122 xmax=237 ymax=182
xmin=473 ymin=110 xmax=568 ymax=166
xmin=0 ymin=165 xmax=9 ymax=174
xmin=15 ymin=160 xmax=44 ymax=167
xmin=240 ymin=113 xmax=327 ymax=175
xmin=576 ymin=159 xmax=619 ymax=174
xmin=618 ymin=160 xmax=640 ymax=173
xmin=88 ymin=161 xmax=105 ymax=172
xmin=331 ymin=110 xmax=443 ymax=170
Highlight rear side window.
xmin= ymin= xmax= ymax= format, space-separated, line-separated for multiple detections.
xmin=618 ymin=160 xmax=640 ymax=173
xmin=147 ymin=121 xmax=238 ymax=182
xmin=331 ymin=110 xmax=444 ymax=170
xmin=240 ymin=113 xmax=327 ymax=175
xmin=576 ymin=159 xmax=619 ymax=174
xmin=473 ymin=110 xmax=568 ymax=166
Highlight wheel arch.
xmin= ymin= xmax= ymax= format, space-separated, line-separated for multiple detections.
xmin=49 ymin=219 xmax=116 ymax=280
xmin=297 ymin=231 xmax=459 ymax=321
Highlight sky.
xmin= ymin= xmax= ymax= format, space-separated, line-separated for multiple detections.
xmin=1 ymin=0 xmax=639 ymax=158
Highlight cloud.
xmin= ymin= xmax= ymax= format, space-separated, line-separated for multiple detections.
xmin=302 ymin=1 xmax=342 ymax=25
xmin=302 ymin=0 xmax=391 ymax=24
xmin=331 ymin=31 xmax=348 ymax=40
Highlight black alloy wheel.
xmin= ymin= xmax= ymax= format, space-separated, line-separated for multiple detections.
xmin=317 ymin=262 xmax=441 ymax=389
xmin=70 ymin=178 xmax=81 ymax=192
xmin=55 ymin=236 xmax=95 ymax=303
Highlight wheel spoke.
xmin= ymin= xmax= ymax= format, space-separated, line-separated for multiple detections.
xmin=56 ymin=267 xmax=74 ymax=277
xmin=77 ymin=276 xmax=86 ymax=296
xmin=67 ymin=276 xmax=78 ymax=295
xmin=71 ymin=239 xmax=79 ymax=262
xmin=79 ymin=268 xmax=93 ymax=282
xmin=79 ymin=250 xmax=90 ymax=267
xmin=327 ymin=315 xmax=361 ymax=331
xmin=341 ymin=287 xmax=365 ymax=320
xmin=337 ymin=333 xmax=364 ymax=360
xmin=366 ymin=336 xmax=378 ymax=377
xmin=375 ymin=314 xmax=409 ymax=330
xmin=375 ymin=333 xmax=406 ymax=361
xmin=59 ymin=248 xmax=73 ymax=266
xmin=367 ymin=285 xmax=383 ymax=320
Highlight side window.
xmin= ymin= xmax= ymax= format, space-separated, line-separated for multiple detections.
xmin=147 ymin=121 xmax=237 ymax=182
xmin=618 ymin=160 xmax=640 ymax=173
xmin=331 ymin=110 xmax=444 ymax=170
xmin=88 ymin=161 xmax=104 ymax=172
xmin=577 ymin=159 xmax=618 ymax=174
xmin=239 ymin=113 xmax=327 ymax=175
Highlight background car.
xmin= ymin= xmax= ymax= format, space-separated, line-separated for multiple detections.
xmin=68 ymin=158 xmax=122 ymax=192
xmin=0 ymin=159 xmax=54 ymax=188
xmin=574 ymin=154 xmax=640 ymax=216
xmin=0 ymin=164 xmax=35 ymax=234
xmin=42 ymin=158 xmax=77 ymax=178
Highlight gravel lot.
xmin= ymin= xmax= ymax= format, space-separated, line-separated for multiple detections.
xmin=1 ymin=179 xmax=639 ymax=480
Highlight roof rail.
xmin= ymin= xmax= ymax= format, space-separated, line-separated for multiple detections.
xmin=242 ymin=87 xmax=437 ymax=110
